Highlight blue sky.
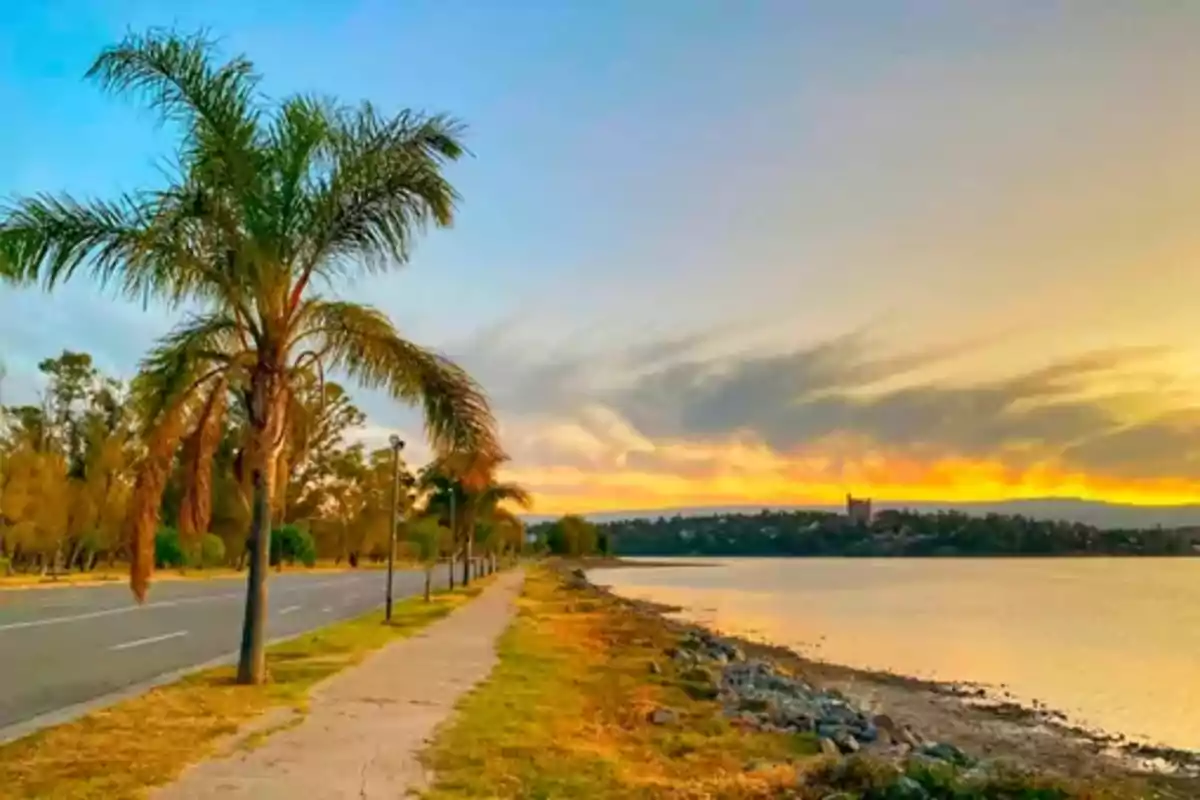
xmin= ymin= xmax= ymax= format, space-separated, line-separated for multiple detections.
xmin=5 ymin=2 xmax=1200 ymax=511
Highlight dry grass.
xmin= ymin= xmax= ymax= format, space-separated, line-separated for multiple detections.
xmin=422 ymin=568 xmax=818 ymax=799
xmin=0 ymin=578 xmax=492 ymax=800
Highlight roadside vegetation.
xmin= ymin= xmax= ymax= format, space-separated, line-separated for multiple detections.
xmin=0 ymin=577 xmax=493 ymax=800
xmin=423 ymin=567 xmax=1160 ymax=799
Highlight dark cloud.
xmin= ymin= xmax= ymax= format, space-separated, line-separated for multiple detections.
xmin=466 ymin=325 xmax=1197 ymax=479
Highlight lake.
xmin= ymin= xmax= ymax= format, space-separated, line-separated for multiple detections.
xmin=588 ymin=558 xmax=1200 ymax=751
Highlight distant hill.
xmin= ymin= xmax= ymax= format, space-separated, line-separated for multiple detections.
xmin=526 ymin=498 xmax=1200 ymax=530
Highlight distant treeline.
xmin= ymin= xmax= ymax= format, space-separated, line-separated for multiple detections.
xmin=577 ymin=509 xmax=1200 ymax=558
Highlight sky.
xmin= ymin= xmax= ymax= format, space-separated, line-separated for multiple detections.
xmin=3 ymin=1 xmax=1200 ymax=514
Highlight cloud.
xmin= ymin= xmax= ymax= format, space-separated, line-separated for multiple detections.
xmin=465 ymin=326 xmax=1200 ymax=511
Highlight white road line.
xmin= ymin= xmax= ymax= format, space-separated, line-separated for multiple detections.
xmin=109 ymin=630 xmax=189 ymax=651
xmin=321 ymin=606 xmax=332 ymax=613
xmin=0 ymin=572 xmax=387 ymax=634
xmin=279 ymin=605 xmax=302 ymax=615
xmin=0 ymin=592 xmax=243 ymax=633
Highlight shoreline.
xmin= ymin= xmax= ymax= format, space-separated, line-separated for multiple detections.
xmin=582 ymin=563 xmax=1199 ymax=795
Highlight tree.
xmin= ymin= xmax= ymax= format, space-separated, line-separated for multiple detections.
xmin=420 ymin=453 xmax=529 ymax=586
xmin=406 ymin=514 xmax=450 ymax=602
xmin=0 ymin=30 xmax=499 ymax=684
xmin=545 ymin=514 xmax=599 ymax=557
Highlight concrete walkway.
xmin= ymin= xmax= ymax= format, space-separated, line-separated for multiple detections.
xmin=154 ymin=570 xmax=524 ymax=799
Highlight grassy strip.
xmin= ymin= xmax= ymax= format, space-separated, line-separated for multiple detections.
xmin=423 ymin=568 xmax=1156 ymax=800
xmin=0 ymin=578 xmax=492 ymax=800
xmin=422 ymin=567 xmax=818 ymax=798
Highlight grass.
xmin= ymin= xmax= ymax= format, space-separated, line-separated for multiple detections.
xmin=422 ymin=568 xmax=819 ymax=799
xmin=0 ymin=577 xmax=492 ymax=800
xmin=423 ymin=568 xmax=1161 ymax=800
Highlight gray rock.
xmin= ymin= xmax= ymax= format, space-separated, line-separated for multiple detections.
xmin=920 ymin=741 xmax=972 ymax=767
xmin=819 ymin=737 xmax=841 ymax=756
xmin=834 ymin=732 xmax=860 ymax=754
xmin=648 ymin=707 xmax=679 ymax=726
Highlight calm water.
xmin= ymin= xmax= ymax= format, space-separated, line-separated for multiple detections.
xmin=590 ymin=558 xmax=1200 ymax=751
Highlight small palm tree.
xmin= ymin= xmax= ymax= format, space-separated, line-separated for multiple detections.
xmin=0 ymin=30 xmax=499 ymax=684
xmin=420 ymin=453 xmax=530 ymax=585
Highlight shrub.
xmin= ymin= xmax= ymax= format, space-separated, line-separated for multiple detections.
xmin=154 ymin=527 xmax=186 ymax=569
xmin=197 ymin=534 xmax=226 ymax=568
xmin=270 ymin=524 xmax=317 ymax=567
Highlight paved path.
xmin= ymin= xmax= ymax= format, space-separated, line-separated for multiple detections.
xmin=0 ymin=568 xmax=448 ymax=740
xmin=154 ymin=569 xmax=524 ymax=800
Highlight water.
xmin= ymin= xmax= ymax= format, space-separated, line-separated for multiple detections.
xmin=589 ymin=558 xmax=1200 ymax=751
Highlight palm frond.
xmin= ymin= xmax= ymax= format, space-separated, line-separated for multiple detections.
xmin=481 ymin=481 xmax=533 ymax=511
xmin=128 ymin=392 xmax=193 ymax=602
xmin=133 ymin=312 xmax=245 ymax=424
xmin=298 ymin=106 xmax=466 ymax=287
xmin=0 ymin=194 xmax=152 ymax=287
xmin=298 ymin=301 xmax=498 ymax=457
xmin=87 ymin=29 xmax=261 ymax=187
xmin=178 ymin=379 xmax=228 ymax=545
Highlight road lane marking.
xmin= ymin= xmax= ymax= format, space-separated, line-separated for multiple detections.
xmin=110 ymin=630 xmax=189 ymax=651
xmin=0 ymin=593 xmax=243 ymax=633
xmin=321 ymin=606 xmax=332 ymax=613
xmin=279 ymin=605 xmax=301 ymax=615
xmin=0 ymin=571 xmax=397 ymax=634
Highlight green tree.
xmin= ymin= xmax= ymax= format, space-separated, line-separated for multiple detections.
xmin=545 ymin=514 xmax=599 ymax=557
xmin=406 ymin=515 xmax=450 ymax=602
xmin=0 ymin=30 xmax=498 ymax=684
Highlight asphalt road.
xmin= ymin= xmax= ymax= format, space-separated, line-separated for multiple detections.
xmin=0 ymin=567 xmax=447 ymax=735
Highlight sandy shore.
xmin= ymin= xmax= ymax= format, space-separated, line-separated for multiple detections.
xmin=582 ymin=562 xmax=1199 ymax=797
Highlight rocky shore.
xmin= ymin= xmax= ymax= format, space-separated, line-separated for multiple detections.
xmin=570 ymin=567 xmax=1200 ymax=798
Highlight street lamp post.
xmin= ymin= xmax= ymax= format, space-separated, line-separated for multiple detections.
xmin=385 ymin=435 xmax=405 ymax=622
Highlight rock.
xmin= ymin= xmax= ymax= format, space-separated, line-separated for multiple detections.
xmin=680 ymin=666 xmax=716 ymax=684
xmin=819 ymin=737 xmax=841 ymax=757
xmin=856 ymin=722 xmax=879 ymax=743
xmin=681 ymin=681 xmax=720 ymax=701
xmin=647 ymin=660 xmax=662 ymax=675
xmin=872 ymin=713 xmax=900 ymax=743
xmin=834 ymin=732 xmax=860 ymax=754
xmin=920 ymin=741 xmax=972 ymax=767
xmin=648 ymin=707 xmax=679 ymax=726
xmin=895 ymin=725 xmax=923 ymax=748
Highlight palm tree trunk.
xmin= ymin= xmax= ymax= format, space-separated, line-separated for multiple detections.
xmin=423 ymin=566 xmax=432 ymax=602
xmin=447 ymin=550 xmax=455 ymax=589
xmin=237 ymin=462 xmax=271 ymax=684
xmin=236 ymin=379 xmax=284 ymax=686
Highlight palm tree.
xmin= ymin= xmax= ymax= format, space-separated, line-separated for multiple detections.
xmin=0 ymin=30 xmax=499 ymax=684
xmin=420 ymin=453 xmax=530 ymax=585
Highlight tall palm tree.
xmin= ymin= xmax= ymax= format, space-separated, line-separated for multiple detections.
xmin=420 ymin=453 xmax=530 ymax=585
xmin=0 ymin=30 xmax=499 ymax=684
